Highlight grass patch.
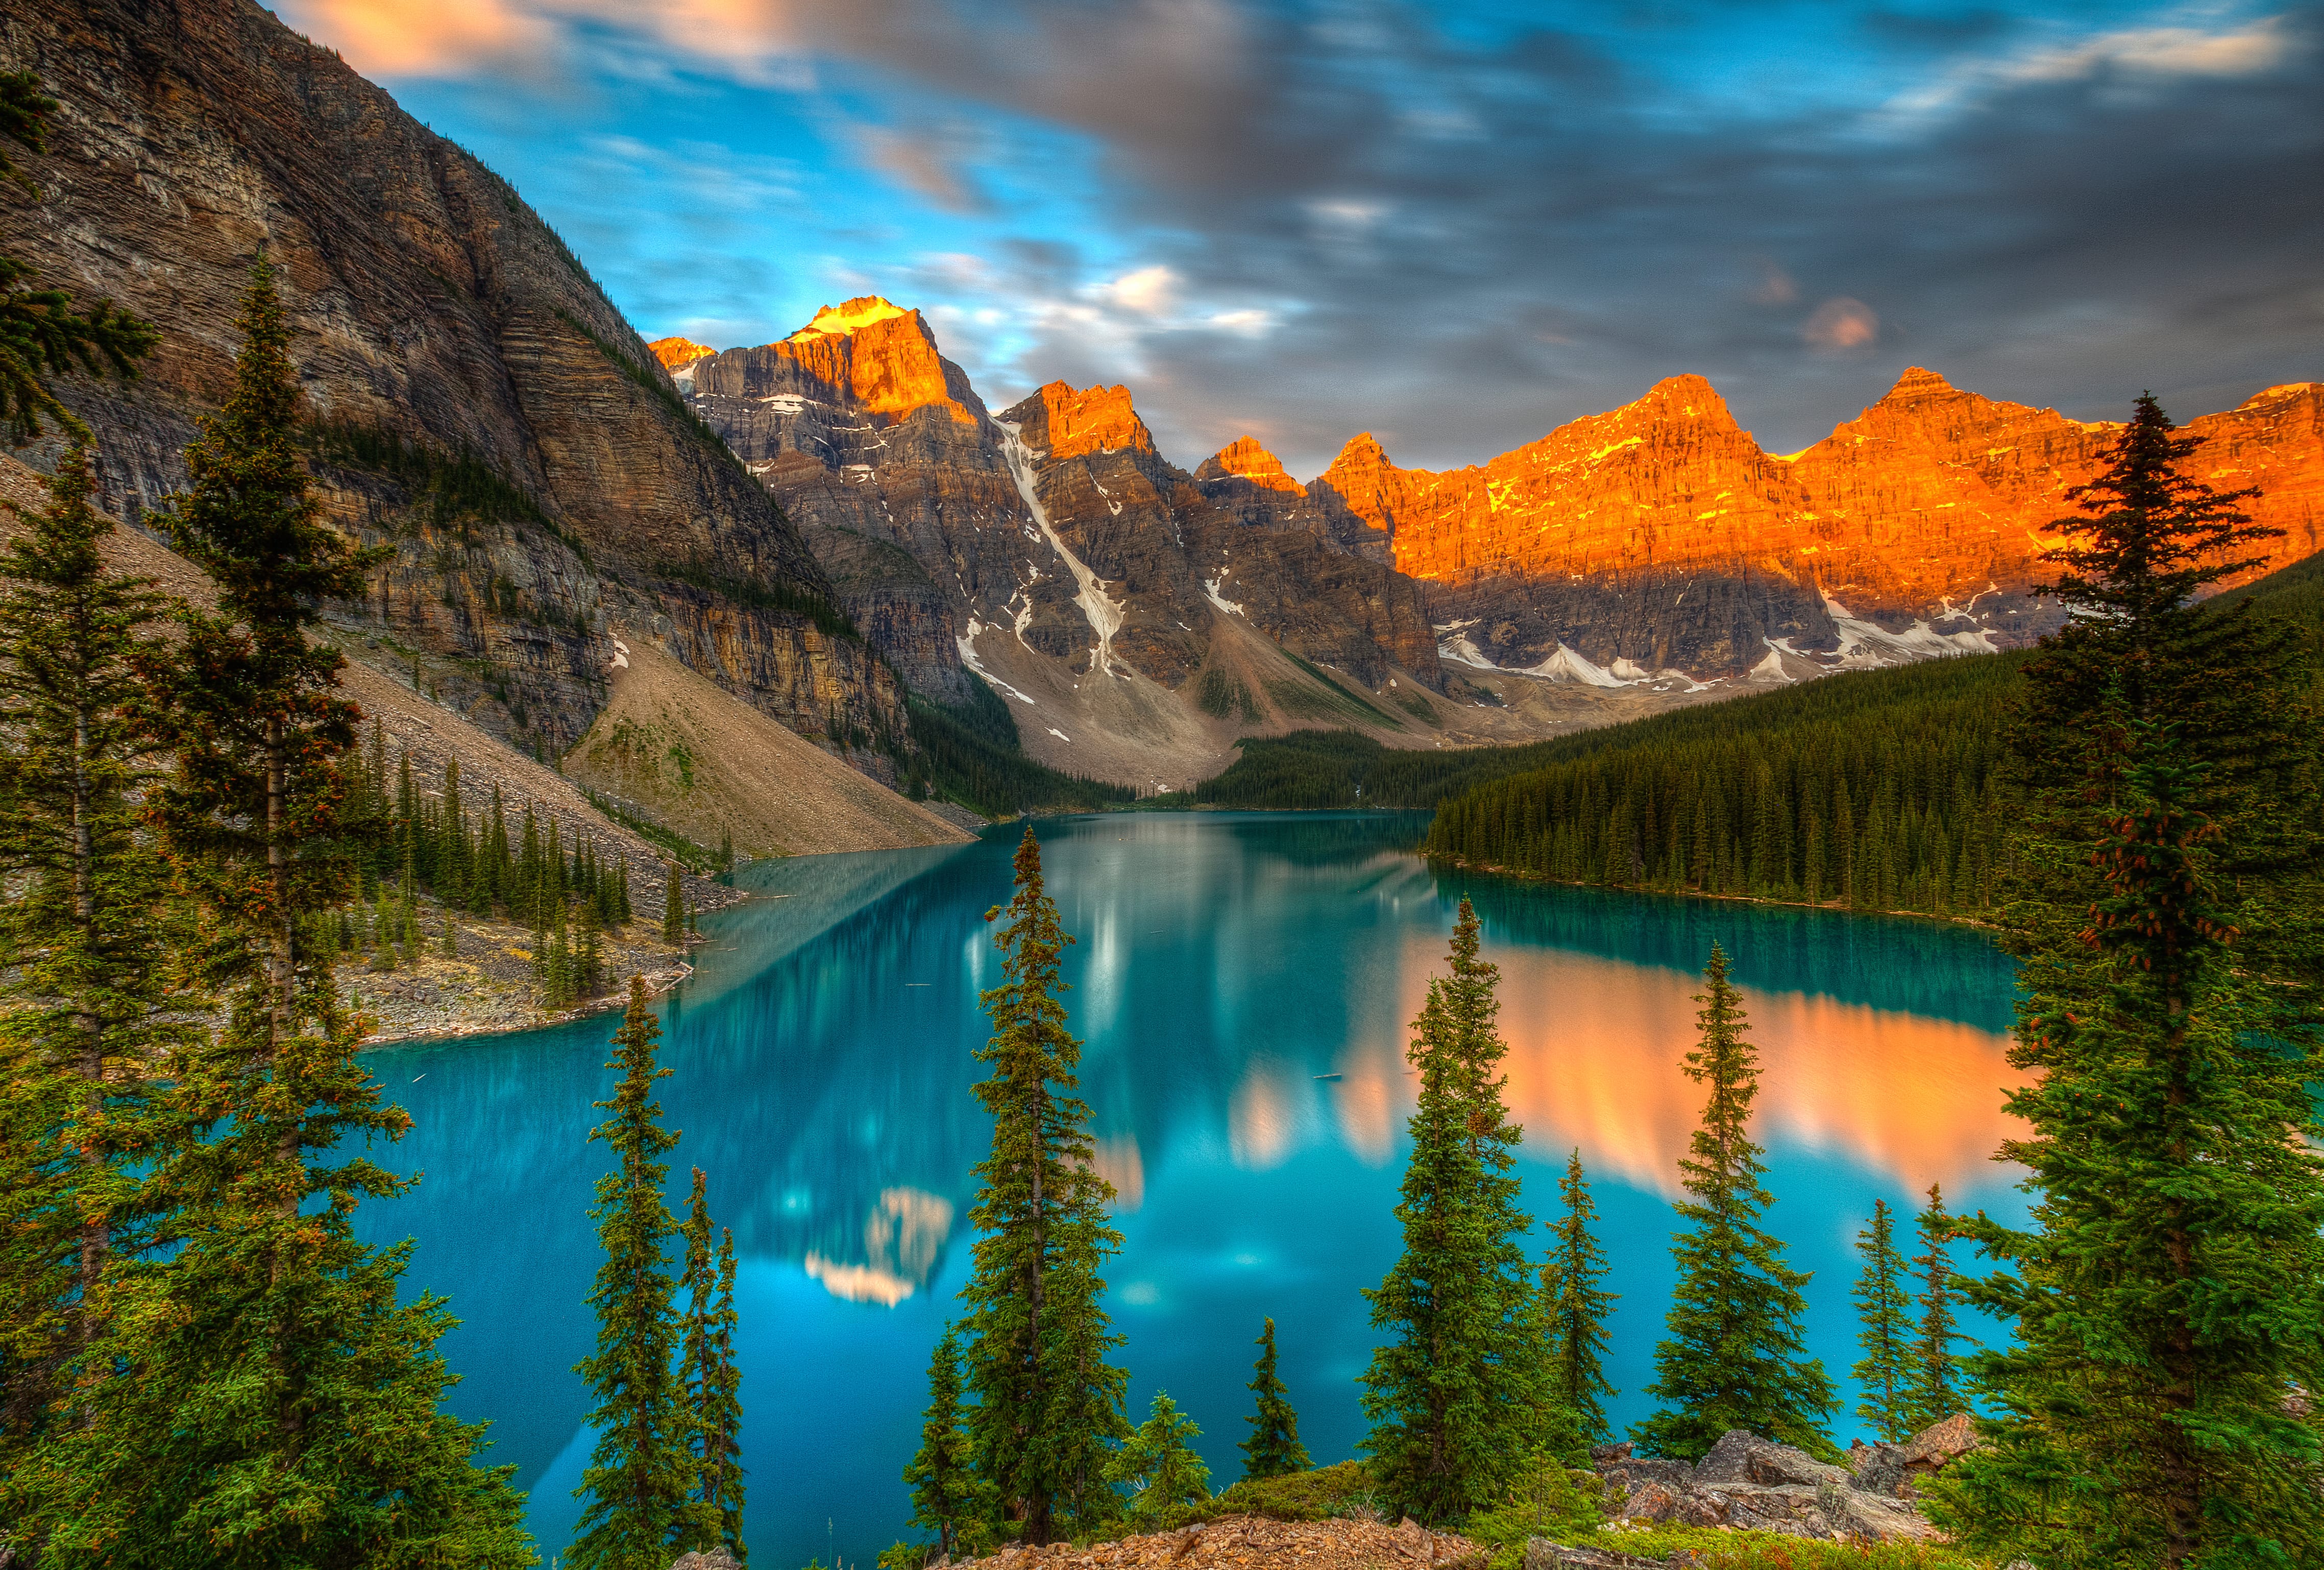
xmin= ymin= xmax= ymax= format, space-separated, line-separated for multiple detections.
xmin=1284 ymin=651 xmax=1401 ymax=725
xmin=579 ymin=788 xmax=719 ymax=874
xmin=1196 ymin=667 xmax=1261 ymax=721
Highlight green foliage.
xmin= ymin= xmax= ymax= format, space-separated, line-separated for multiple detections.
xmin=1238 ymin=1317 xmax=1311 ymax=1481
xmin=1636 ymin=945 xmax=1837 ymax=1461
xmin=958 ymin=829 xmax=1129 ymax=1544
xmin=1903 ymin=1185 xmax=1962 ymax=1434
xmin=903 ymin=687 xmax=1134 ymax=818
xmin=679 ymin=1170 xmax=746 ymax=1561
xmin=1566 ymin=1524 xmax=1987 ymax=1568
xmin=656 ymin=557 xmax=858 ymax=642
xmin=0 ymin=445 xmax=188 ymax=1483
xmin=1196 ymin=667 xmax=1261 ymax=721
xmin=1543 ymin=1150 xmax=1619 ymax=1447
xmin=1362 ymin=899 xmax=1548 ymax=1520
xmin=1109 ymin=1390 xmax=1213 ymax=1525
xmin=1459 ymin=1455 xmax=1603 ymax=1570
xmin=11 ymin=273 xmax=531 ymax=1564
xmin=1197 ymin=1459 xmax=1379 ymax=1523
xmin=571 ymin=982 xmax=712 ymax=1569
xmin=0 ymin=73 xmax=158 ymax=442
xmin=905 ymin=1325 xmax=982 ymax=1559
xmin=1849 ymin=1200 xmax=1916 ymax=1444
xmin=1930 ymin=396 xmax=2324 ymax=1566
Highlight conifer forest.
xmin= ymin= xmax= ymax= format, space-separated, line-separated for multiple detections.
xmin=5 ymin=23 xmax=2324 ymax=1570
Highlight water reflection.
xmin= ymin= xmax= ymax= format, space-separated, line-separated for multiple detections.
xmin=361 ymin=812 xmax=2026 ymax=1566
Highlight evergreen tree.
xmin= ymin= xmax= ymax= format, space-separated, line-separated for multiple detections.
xmin=677 ymin=1168 xmax=746 ymax=1561
xmin=1850 ymin=1199 xmax=1916 ymax=1443
xmin=957 ymin=828 xmax=1128 ymax=1544
xmin=1634 ymin=944 xmax=1836 ymax=1460
xmin=1361 ymin=898 xmax=1545 ymax=1519
xmin=0 ymin=444 xmax=185 ymax=1470
xmin=906 ymin=1326 xmax=981 ymax=1559
xmin=1932 ymin=395 xmax=2324 ymax=1567
xmin=1544 ymin=1149 xmax=1619 ymax=1447
xmin=1107 ymin=1391 xmax=1211 ymax=1525
xmin=664 ymin=862 xmax=684 ymax=945
xmin=1904 ymin=1183 xmax=1961 ymax=1431
xmin=15 ymin=261 xmax=532 ymax=1566
xmin=1238 ymin=1317 xmax=1311 ymax=1482
xmin=572 ymin=979 xmax=711 ymax=1569
xmin=0 ymin=74 xmax=158 ymax=443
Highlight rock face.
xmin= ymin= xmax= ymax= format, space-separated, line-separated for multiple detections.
xmin=1583 ymin=1420 xmax=1981 ymax=1544
xmin=683 ymin=300 xmax=1449 ymax=784
xmin=1 ymin=0 xmax=907 ymax=777
xmin=1330 ymin=372 xmax=2324 ymax=679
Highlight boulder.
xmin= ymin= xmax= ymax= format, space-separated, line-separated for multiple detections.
xmin=1897 ymin=1413 xmax=1979 ymax=1482
xmin=669 ymin=1554 xmax=742 ymax=1570
xmin=1522 ymin=1539 xmax=1685 ymax=1570
xmin=1846 ymin=1438 xmax=1908 ymax=1497
xmin=1692 ymin=1430 xmax=1852 ymax=1490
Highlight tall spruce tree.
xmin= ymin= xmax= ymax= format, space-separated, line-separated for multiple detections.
xmin=1108 ymin=1391 xmax=1211 ymax=1525
xmin=572 ymin=979 xmax=711 ymax=1569
xmin=678 ymin=1168 xmax=746 ymax=1561
xmin=1361 ymin=898 xmax=1546 ymax=1520
xmin=1635 ymin=944 xmax=1836 ymax=1460
xmin=1850 ymin=1199 xmax=1917 ymax=1443
xmin=1238 ymin=1317 xmax=1311 ymax=1481
xmin=0 ymin=444 xmax=186 ymax=1475
xmin=12 ymin=268 xmax=530 ymax=1565
xmin=906 ymin=1326 xmax=981 ymax=1559
xmin=1904 ymin=1183 xmax=1961 ymax=1432
xmin=958 ymin=828 xmax=1128 ymax=1543
xmin=1931 ymin=396 xmax=2324 ymax=1566
xmin=1544 ymin=1149 xmax=1619 ymax=1447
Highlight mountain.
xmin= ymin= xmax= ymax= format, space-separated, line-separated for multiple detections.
xmin=684 ymin=299 xmax=1470 ymax=787
xmin=1 ymin=0 xmax=912 ymax=796
xmin=1326 ymin=371 xmax=2323 ymax=680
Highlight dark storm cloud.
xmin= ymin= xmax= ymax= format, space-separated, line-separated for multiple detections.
xmin=908 ymin=0 xmax=2324 ymax=472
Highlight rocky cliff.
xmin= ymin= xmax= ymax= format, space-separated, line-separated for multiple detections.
xmin=1328 ymin=371 xmax=2322 ymax=679
xmin=682 ymin=299 xmax=1459 ymax=786
xmin=0 ymin=0 xmax=908 ymax=777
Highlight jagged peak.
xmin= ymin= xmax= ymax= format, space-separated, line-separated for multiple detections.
xmin=1322 ymin=431 xmax=1394 ymax=476
xmin=1620 ymin=373 xmax=1737 ymax=426
xmin=2242 ymin=381 xmax=2319 ymax=407
xmin=1882 ymin=366 xmax=1958 ymax=397
xmin=786 ymin=296 xmax=913 ymax=342
xmin=1009 ymin=380 xmax=1157 ymax=462
xmin=1197 ymin=435 xmax=1304 ymax=494
xmin=648 ymin=336 xmax=716 ymax=373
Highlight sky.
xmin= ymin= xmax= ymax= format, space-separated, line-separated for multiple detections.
xmin=278 ymin=0 xmax=2324 ymax=476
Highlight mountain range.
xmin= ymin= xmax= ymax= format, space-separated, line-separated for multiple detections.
xmin=656 ymin=308 xmax=2320 ymax=783
xmin=4 ymin=0 xmax=2317 ymax=814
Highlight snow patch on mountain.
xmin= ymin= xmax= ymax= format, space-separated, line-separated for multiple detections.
xmin=998 ymin=423 xmax=1128 ymax=678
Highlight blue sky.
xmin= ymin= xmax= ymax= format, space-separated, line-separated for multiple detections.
xmin=279 ymin=0 xmax=2322 ymax=474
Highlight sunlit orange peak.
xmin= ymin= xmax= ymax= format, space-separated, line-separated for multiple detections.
xmin=788 ymin=296 xmax=911 ymax=342
xmin=648 ymin=336 xmax=715 ymax=373
xmin=1199 ymin=436 xmax=1305 ymax=494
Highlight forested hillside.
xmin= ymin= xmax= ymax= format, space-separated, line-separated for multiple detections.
xmin=1422 ymin=550 xmax=2324 ymax=914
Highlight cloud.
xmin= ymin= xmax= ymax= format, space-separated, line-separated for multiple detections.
xmin=1094 ymin=265 xmax=1181 ymax=317
xmin=286 ymin=0 xmax=560 ymax=77
xmin=855 ymin=125 xmax=987 ymax=211
xmin=1886 ymin=12 xmax=2305 ymax=119
xmin=1747 ymin=259 xmax=1800 ymax=306
xmin=1803 ymin=297 xmax=1880 ymax=351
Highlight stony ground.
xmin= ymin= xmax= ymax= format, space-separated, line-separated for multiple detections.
xmin=341 ymin=901 xmax=704 ymax=1046
xmin=953 ymin=1515 xmax=1486 ymax=1570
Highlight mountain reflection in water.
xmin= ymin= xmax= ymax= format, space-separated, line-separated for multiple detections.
xmin=361 ymin=812 xmax=2024 ymax=1567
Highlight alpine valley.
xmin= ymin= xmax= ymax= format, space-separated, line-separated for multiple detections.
xmin=7 ymin=0 xmax=2320 ymax=813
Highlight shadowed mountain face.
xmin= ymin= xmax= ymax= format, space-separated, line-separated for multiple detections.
xmin=1319 ymin=370 xmax=2323 ymax=680
xmin=1 ymin=0 xmax=907 ymax=774
xmin=681 ymin=298 xmax=1449 ymax=785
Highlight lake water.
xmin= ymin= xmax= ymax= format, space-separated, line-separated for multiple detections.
xmin=358 ymin=811 xmax=2026 ymax=1567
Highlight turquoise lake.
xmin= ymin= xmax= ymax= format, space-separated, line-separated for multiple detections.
xmin=356 ymin=811 xmax=2028 ymax=1566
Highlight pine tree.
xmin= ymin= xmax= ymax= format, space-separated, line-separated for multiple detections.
xmin=1932 ymin=395 xmax=2324 ymax=1567
xmin=1361 ymin=898 xmax=1545 ymax=1519
xmin=14 ymin=261 xmax=533 ymax=1565
xmin=0 ymin=74 xmax=157 ymax=443
xmin=664 ymin=862 xmax=684 ymax=945
xmin=958 ymin=827 xmax=1128 ymax=1544
xmin=676 ymin=1168 xmax=746 ymax=1561
xmin=572 ymin=979 xmax=710 ymax=1569
xmin=1107 ymin=1391 xmax=1212 ymax=1525
xmin=1903 ymin=1183 xmax=1961 ymax=1431
xmin=906 ymin=1326 xmax=981 ymax=1559
xmin=1238 ymin=1317 xmax=1311 ymax=1481
xmin=1850 ymin=1199 xmax=1916 ymax=1443
xmin=1544 ymin=1149 xmax=1619 ymax=1447
xmin=1635 ymin=944 xmax=1836 ymax=1460
xmin=0 ymin=443 xmax=186 ymax=1469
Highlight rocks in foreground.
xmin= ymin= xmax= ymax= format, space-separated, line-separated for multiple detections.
xmin=1590 ymin=1415 xmax=1978 ymax=1544
xmin=945 ymin=1514 xmax=1485 ymax=1570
